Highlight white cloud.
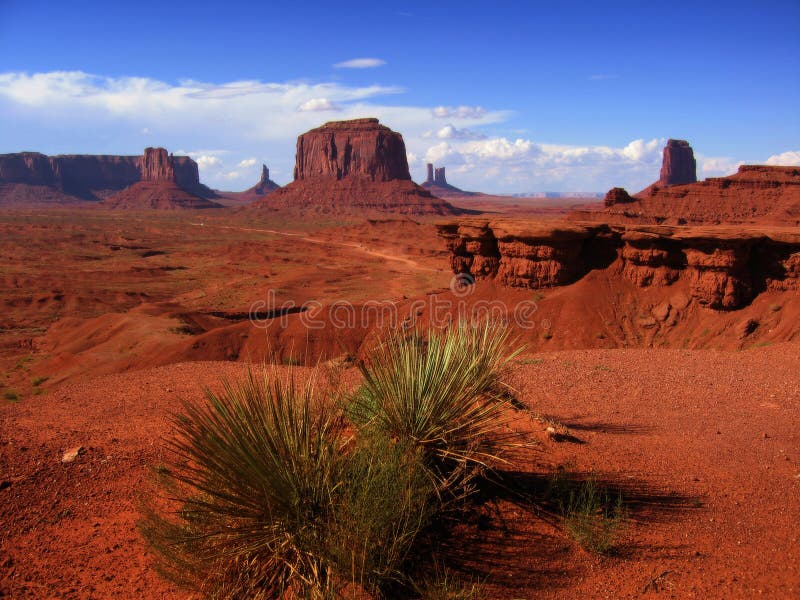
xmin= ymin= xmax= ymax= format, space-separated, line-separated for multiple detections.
xmin=297 ymin=98 xmax=339 ymax=112
xmin=237 ymin=158 xmax=258 ymax=168
xmin=427 ymin=125 xmax=486 ymax=140
xmin=766 ymin=150 xmax=800 ymax=166
xmin=698 ymin=156 xmax=743 ymax=177
xmin=194 ymin=155 xmax=222 ymax=169
xmin=333 ymin=58 xmax=386 ymax=69
xmin=432 ymin=105 xmax=487 ymax=119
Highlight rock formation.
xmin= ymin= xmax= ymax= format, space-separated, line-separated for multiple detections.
xmin=421 ymin=162 xmax=474 ymax=198
xmin=0 ymin=149 xmax=216 ymax=204
xmin=247 ymin=164 xmax=280 ymax=196
xmin=659 ymin=139 xmax=697 ymax=186
xmin=293 ymin=118 xmax=411 ymax=182
xmin=140 ymin=147 xmax=175 ymax=182
xmin=604 ymin=187 xmax=634 ymax=207
xmin=438 ymin=219 xmax=800 ymax=310
xmin=589 ymin=165 xmax=800 ymax=226
xmin=102 ymin=148 xmax=222 ymax=210
xmin=250 ymin=119 xmax=456 ymax=215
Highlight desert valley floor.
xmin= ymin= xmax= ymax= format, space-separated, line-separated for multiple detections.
xmin=0 ymin=206 xmax=798 ymax=599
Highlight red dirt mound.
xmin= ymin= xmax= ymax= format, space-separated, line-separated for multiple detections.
xmin=102 ymin=182 xmax=222 ymax=210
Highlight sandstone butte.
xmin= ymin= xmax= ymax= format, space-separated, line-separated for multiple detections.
xmin=586 ymin=140 xmax=800 ymax=226
xmin=249 ymin=118 xmax=457 ymax=215
xmin=420 ymin=162 xmax=478 ymax=198
xmin=102 ymin=148 xmax=222 ymax=209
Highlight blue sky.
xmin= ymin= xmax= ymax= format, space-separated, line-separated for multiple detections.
xmin=0 ymin=0 xmax=798 ymax=192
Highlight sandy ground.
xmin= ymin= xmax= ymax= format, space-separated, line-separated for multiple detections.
xmin=2 ymin=344 xmax=798 ymax=599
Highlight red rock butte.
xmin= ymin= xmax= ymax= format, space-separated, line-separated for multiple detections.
xmin=583 ymin=139 xmax=800 ymax=226
xmin=250 ymin=118 xmax=457 ymax=215
xmin=102 ymin=147 xmax=222 ymax=210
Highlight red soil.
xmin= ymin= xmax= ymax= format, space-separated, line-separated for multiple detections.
xmin=2 ymin=345 xmax=799 ymax=598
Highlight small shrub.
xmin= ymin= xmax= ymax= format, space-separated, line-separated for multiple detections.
xmin=140 ymin=369 xmax=345 ymax=598
xmin=32 ymin=376 xmax=49 ymax=387
xmin=770 ymin=304 xmax=782 ymax=312
xmin=542 ymin=331 xmax=553 ymax=340
xmin=563 ymin=477 xmax=627 ymax=554
xmin=3 ymin=390 xmax=19 ymax=402
xmin=350 ymin=321 xmax=521 ymax=494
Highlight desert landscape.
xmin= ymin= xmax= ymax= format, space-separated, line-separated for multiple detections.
xmin=1 ymin=2 xmax=798 ymax=599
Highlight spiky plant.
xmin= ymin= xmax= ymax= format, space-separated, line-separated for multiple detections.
xmin=140 ymin=369 xmax=344 ymax=599
xmin=350 ymin=321 xmax=521 ymax=493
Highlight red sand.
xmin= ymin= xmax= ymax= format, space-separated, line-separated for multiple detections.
xmin=2 ymin=345 xmax=799 ymax=598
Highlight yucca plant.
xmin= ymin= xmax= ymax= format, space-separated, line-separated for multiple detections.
xmin=350 ymin=321 xmax=521 ymax=493
xmin=140 ymin=369 xmax=344 ymax=599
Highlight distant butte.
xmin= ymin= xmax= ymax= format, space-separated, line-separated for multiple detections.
xmin=249 ymin=118 xmax=457 ymax=215
xmin=102 ymin=147 xmax=222 ymax=210
xmin=421 ymin=162 xmax=477 ymax=198
xmin=587 ymin=139 xmax=800 ymax=226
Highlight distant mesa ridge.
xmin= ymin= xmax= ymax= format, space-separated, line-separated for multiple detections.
xmin=0 ymin=148 xmax=216 ymax=203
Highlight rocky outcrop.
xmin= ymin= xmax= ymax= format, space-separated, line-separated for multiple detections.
xmin=246 ymin=164 xmax=280 ymax=196
xmin=590 ymin=165 xmax=800 ymax=226
xmin=0 ymin=149 xmax=215 ymax=203
xmin=102 ymin=148 xmax=222 ymax=210
xmin=141 ymin=147 xmax=175 ymax=182
xmin=659 ymin=139 xmax=697 ymax=186
xmin=251 ymin=119 xmax=456 ymax=215
xmin=438 ymin=219 xmax=800 ymax=310
xmin=604 ymin=187 xmax=634 ymax=207
xmin=421 ymin=162 xmax=472 ymax=197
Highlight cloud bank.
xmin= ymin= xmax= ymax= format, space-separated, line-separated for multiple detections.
xmin=0 ymin=70 xmax=777 ymax=192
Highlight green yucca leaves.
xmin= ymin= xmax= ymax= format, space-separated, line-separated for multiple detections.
xmin=142 ymin=369 xmax=344 ymax=598
xmin=142 ymin=321 xmax=520 ymax=598
xmin=351 ymin=321 xmax=521 ymax=489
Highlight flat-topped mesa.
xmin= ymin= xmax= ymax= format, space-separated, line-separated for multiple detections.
xmin=659 ymin=139 xmax=697 ymax=186
xmin=250 ymin=119 xmax=457 ymax=215
xmin=141 ymin=147 xmax=175 ymax=182
xmin=293 ymin=118 xmax=411 ymax=182
xmin=0 ymin=149 xmax=215 ymax=203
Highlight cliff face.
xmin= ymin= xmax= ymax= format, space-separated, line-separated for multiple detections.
xmin=0 ymin=149 xmax=213 ymax=203
xmin=659 ymin=139 xmax=697 ymax=186
xmin=251 ymin=119 xmax=457 ymax=215
xmin=438 ymin=219 xmax=800 ymax=310
xmin=293 ymin=118 xmax=411 ymax=182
